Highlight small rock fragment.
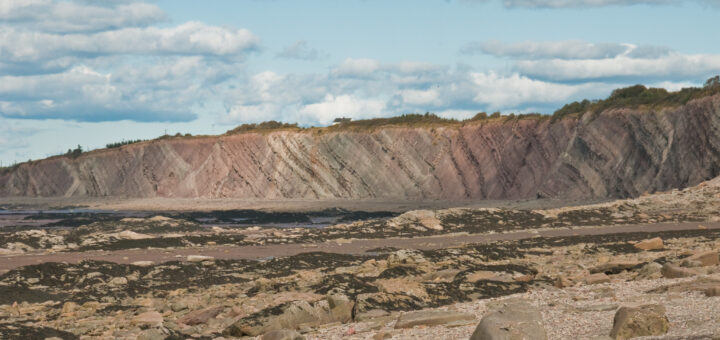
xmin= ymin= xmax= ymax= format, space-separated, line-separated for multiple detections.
xmin=634 ymin=237 xmax=663 ymax=251
xmin=187 ymin=255 xmax=214 ymax=262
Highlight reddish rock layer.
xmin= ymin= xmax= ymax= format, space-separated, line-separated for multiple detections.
xmin=2 ymin=95 xmax=720 ymax=200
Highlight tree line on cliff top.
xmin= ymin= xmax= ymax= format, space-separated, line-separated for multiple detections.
xmin=226 ymin=75 xmax=720 ymax=134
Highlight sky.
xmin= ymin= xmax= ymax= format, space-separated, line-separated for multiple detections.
xmin=1 ymin=0 xmax=720 ymax=165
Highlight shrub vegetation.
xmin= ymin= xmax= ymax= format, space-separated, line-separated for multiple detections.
xmin=106 ymin=139 xmax=145 ymax=149
xmin=552 ymin=75 xmax=720 ymax=120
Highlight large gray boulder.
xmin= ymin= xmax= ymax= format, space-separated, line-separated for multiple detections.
xmin=469 ymin=299 xmax=547 ymax=340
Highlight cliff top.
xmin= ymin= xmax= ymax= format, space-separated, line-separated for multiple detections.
xmin=2 ymin=76 xmax=718 ymax=173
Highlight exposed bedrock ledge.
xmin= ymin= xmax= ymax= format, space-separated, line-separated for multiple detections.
xmin=2 ymin=95 xmax=720 ymax=200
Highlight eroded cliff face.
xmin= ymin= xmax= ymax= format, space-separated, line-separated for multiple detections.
xmin=3 ymin=95 xmax=720 ymax=200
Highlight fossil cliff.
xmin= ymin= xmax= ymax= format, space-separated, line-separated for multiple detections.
xmin=2 ymin=94 xmax=720 ymax=200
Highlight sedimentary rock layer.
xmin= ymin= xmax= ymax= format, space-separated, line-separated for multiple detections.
xmin=2 ymin=94 xmax=720 ymax=200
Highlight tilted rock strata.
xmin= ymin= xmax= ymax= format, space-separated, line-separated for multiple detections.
xmin=3 ymin=94 xmax=720 ymax=199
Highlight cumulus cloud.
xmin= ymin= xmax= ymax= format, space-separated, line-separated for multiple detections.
xmin=0 ymin=0 xmax=166 ymax=33
xmin=0 ymin=0 xmax=259 ymax=122
xmin=277 ymin=40 xmax=325 ymax=60
xmin=0 ymin=57 xmax=244 ymax=121
xmin=220 ymin=59 xmax=616 ymax=126
xmin=0 ymin=23 xmax=259 ymax=64
xmin=460 ymin=39 xmax=718 ymax=82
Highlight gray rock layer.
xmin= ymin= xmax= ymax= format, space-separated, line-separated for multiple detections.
xmin=3 ymin=95 xmax=720 ymax=200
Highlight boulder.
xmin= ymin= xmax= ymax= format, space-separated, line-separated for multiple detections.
xmin=584 ymin=273 xmax=611 ymax=285
xmin=132 ymin=261 xmax=155 ymax=267
xmin=394 ymin=310 xmax=475 ymax=329
xmin=388 ymin=210 xmax=443 ymax=231
xmin=223 ymin=295 xmax=354 ymax=337
xmin=108 ymin=277 xmax=128 ymax=287
xmin=636 ymin=262 xmax=663 ymax=280
xmin=470 ymin=299 xmax=547 ymax=340
xmin=261 ymin=329 xmax=305 ymax=340
xmin=609 ymin=304 xmax=669 ymax=340
xmin=686 ymin=251 xmax=719 ymax=267
xmin=634 ymin=238 xmax=663 ymax=251
xmin=178 ymin=306 xmax=224 ymax=325
xmin=661 ymin=263 xmax=698 ymax=279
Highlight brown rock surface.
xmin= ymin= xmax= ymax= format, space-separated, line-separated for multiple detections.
xmin=661 ymin=263 xmax=698 ymax=278
xmin=177 ymin=306 xmax=223 ymax=325
xmin=393 ymin=310 xmax=475 ymax=329
xmin=470 ymin=299 xmax=547 ymax=340
xmin=585 ymin=273 xmax=611 ymax=285
xmin=609 ymin=304 xmax=669 ymax=340
xmin=634 ymin=238 xmax=664 ymax=251
xmin=687 ymin=251 xmax=719 ymax=267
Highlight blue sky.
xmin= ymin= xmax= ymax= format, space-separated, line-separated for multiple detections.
xmin=1 ymin=0 xmax=720 ymax=165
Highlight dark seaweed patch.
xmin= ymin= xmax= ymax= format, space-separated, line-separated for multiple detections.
xmin=0 ymin=323 xmax=78 ymax=340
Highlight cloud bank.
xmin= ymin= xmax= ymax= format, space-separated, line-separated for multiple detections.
xmin=0 ymin=0 xmax=258 ymax=122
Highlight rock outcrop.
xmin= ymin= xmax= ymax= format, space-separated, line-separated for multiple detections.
xmin=3 ymin=94 xmax=720 ymax=200
xmin=470 ymin=299 xmax=547 ymax=340
xmin=0 ymin=95 xmax=720 ymax=199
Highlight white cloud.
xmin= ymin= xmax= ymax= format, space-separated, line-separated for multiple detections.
xmin=333 ymin=58 xmax=382 ymax=78
xmin=469 ymin=72 xmax=603 ymax=109
xmin=0 ymin=0 xmax=166 ymax=33
xmin=0 ymin=0 xmax=259 ymax=122
xmin=462 ymin=40 xmax=630 ymax=59
xmin=461 ymin=40 xmax=673 ymax=60
xmin=0 ymin=22 xmax=259 ymax=63
xmin=299 ymin=95 xmax=387 ymax=125
xmin=516 ymin=53 xmax=720 ymax=81
xmin=220 ymin=60 xmax=617 ymax=126
xmin=0 ymin=57 xmax=239 ymax=121
xmin=399 ymin=89 xmax=443 ymax=106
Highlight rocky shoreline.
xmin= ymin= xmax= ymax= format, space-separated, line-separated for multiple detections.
xmin=2 ymin=178 xmax=720 ymax=339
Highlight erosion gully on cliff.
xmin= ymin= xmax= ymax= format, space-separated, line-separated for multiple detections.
xmin=2 ymin=90 xmax=720 ymax=201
